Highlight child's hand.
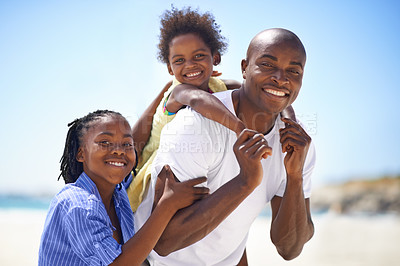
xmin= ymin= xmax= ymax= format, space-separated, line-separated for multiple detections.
xmin=211 ymin=70 xmax=222 ymax=77
xmin=159 ymin=165 xmax=209 ymax=211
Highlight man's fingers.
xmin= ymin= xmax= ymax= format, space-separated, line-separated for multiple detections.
xmin=281 ymin=117 xmax=310 ymax=138
xmin=193 ymin=186 xmax=210 ymax=195
xmin=235 ymin=129 xmax=272 ymax=159
xmin=244 ymin=138 xmax=272 ymax=158
xmin=182 ymin=176 xmax=208 ymax=186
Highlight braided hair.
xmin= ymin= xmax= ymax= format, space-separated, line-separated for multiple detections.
xmin=59 ymin=110 xmax=137 ymax=184
xmin=157 ymin=6 xmax=228 ymax=64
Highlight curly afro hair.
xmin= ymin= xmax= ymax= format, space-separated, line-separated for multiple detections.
xmin=158 ymin=6 xmax=228 ymax=64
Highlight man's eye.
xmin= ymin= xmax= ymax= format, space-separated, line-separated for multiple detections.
xmin=261 ymin=62 xmax=273 ymax=68
xmin=288 ymin=69 xmax=301 ymax=75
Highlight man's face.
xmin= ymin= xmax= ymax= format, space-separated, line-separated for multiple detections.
xmin=242 ymin=37 xmax=306 ymax=115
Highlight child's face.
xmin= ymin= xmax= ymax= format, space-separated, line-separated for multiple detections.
xmin=77 ymin=115 xmax=136 ymax=188
xmin=167 ymin=33 xmax=217 ymax=90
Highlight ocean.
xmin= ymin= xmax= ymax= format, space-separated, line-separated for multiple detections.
xmin=0 ymin=194 xmax=52 ymax=210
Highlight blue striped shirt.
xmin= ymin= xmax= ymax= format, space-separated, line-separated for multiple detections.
xmin=39 ymin=172 xmax=135 ymax=265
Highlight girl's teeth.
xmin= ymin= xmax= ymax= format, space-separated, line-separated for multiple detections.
xmin=108 ymin=162 xmax=124 ymax=167
xmin=186 ymin=72 xmax=201 ymax=77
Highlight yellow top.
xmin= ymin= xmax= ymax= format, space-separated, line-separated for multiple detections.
xmin=127 ymin=77 xmax=228 ymax=211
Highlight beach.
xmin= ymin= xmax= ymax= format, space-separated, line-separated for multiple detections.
xmin=247 ymin=213 xmax=400 ymax=266
xmin=1 ymin=209 xmax=399 ymax=266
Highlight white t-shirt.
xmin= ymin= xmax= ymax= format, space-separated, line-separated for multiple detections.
xmin=135 ymin=90 xmax=316 ymax=266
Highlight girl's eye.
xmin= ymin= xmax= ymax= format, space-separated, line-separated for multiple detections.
xmin=123 ymin=142 xmax=133 ymax=148
xmin=174 ymin=58 xmax=184 ymax=64
xmin=194 ymin=54 xmax=205 ymax=59
xmin=98 ymin=141 xmax=111 ymax=146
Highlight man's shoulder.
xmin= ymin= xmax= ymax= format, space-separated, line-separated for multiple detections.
xmin=212 ymin=90 xmax=234 ymax=109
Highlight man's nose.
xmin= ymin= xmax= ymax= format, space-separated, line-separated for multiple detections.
xmin=271 ymin=69 xmax=289 ymax=86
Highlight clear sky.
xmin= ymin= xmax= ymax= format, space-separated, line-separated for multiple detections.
xmin=1 ymin=0 xmax=399 ymax=196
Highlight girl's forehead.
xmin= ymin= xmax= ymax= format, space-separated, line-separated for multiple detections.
xmin=170 ymin=33 xmax=209 ymax=50
xmin=87 ymin=115 xmax=130 ymax=134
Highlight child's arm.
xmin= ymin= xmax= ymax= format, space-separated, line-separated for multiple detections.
xmin=166 ymin=84 xmax=246 ymax=135
xmin=132 ymin=81 xmax=172 ymax=156
xmin=221 ymin=79 xmax=241 ymax=90
xmin=111 ymin=166 xmax=209 ymax=265
xmin=211 ymin=71 xmax=241 ymax=90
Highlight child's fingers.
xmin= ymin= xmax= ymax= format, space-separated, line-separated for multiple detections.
xmin=211 ymin=70 xmax=222 ymax=77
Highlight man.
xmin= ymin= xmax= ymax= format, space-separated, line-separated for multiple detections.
xmin=135 ymin=28 xmax=316 ymax=265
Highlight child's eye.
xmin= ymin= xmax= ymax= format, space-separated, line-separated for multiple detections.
xmin=194 ymin=54 xmax=205 ymax=59
xmin=97 ymin=141 xmax=111 ymax=146
xmin=123 ymin=142 xmax=133 ymax=148
xmin=174 ymin=58 xmax=184 ymax=64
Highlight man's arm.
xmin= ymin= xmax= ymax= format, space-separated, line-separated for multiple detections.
xmin=153 ymin=130 xmax=272 ymax=256
xmin=269 ymin=117 xmax=314 ymax=260
xmin=131 ymin=81 xmax=172 ymax=156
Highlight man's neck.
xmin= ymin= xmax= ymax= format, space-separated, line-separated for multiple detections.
xmin=232 ymin=89 xmax=279 ymax=135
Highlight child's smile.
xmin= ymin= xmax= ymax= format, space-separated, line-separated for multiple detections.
xmin=167 ymin=33 xmax=215 ymax=91
xmin=77 ymin=115 xmax=136 ymax=188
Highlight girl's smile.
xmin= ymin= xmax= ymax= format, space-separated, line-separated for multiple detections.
xmin=77 ymin=115 xmax=136 ymax=189
xmin=167 ymin=33 xmax=217 ymax=91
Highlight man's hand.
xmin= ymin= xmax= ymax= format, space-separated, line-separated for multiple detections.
xmin=279 ymin=117 xmax=311 ymax=177
xmin=233 ymin=129 xmax=272 ymax=189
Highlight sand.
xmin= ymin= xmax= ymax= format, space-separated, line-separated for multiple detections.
xmin=1 ymin=209 xmax=399 ymax=265
xmin=247 ymin=213 xmax=400 ymax=266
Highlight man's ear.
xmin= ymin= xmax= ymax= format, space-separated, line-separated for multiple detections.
xmin=241 ymin=59 xmax=248 ymax=79
xmin=213 ymin=53 xmax=221 ymax=66
xmin=167 ymin=64 xmax=174 ymax=75
xmin=76 ymin=147 xmax=84 ymax=163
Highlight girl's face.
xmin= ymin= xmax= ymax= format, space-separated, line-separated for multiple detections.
xmin=77 ymin=115 xmax=136 ymax=189
xmin=167 ymin=33 xmax=218 ymax=91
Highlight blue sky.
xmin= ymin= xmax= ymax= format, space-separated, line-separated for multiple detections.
xmin=1 ymin=0 xmax=399 ymax=195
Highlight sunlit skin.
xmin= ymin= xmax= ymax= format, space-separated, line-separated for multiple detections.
xmin=167 ymin=33 xmax=220 ymax=91
xmin=236 ymin=31 xmax=306 ymax=134
xmin=152 ymin=29 xmax=314 ymax=262
xmin=75 ymin=114 xmax=210 ymax=265
xmin=77 ymin=115 xmax=136 ymax=195
xmin=76 ymin=115 xmax=136 ymax=244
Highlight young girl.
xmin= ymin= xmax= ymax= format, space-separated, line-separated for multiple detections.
xmin=38 ymin=110 xmax=209 ymax=265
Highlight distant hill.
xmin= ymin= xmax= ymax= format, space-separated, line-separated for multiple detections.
xmin=311 ymin=176 xmax=400 ymax=215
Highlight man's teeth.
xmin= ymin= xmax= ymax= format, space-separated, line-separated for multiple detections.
xmin=186 ymin=72 xmax=201 ymax=77
xmin=108 ymin=162 xmax=124 ymax=167
xmin=265 ymin=89 xmax=285 ymax=96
